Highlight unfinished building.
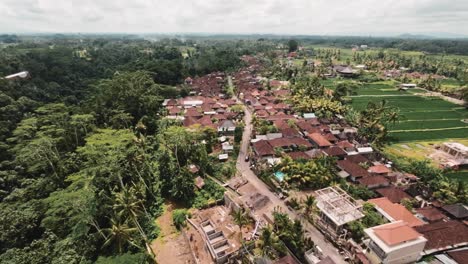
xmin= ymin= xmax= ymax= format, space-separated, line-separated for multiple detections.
xmin=315 ymin=186 xmax=365 ymax=237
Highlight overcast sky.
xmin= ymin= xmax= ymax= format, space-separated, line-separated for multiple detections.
xmin=1 ymin=0 xmax=467 ymax=36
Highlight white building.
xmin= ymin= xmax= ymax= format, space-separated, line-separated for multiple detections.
xmin=364 ymin=221 xmax=427 ymax=264
xmin=315 ymin=186 xmax=364 ymax=233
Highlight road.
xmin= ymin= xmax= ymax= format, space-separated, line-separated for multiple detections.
xmin=235 ymin=101 xmax=347 ymax=264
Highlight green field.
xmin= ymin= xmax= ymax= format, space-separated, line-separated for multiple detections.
xmin=350 ymin=86 xmax=468 ymax=142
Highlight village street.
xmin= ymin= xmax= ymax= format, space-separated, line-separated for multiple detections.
xmin=235 ymin=99 xmax=347 ymax=264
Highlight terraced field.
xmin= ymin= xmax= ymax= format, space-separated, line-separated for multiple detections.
xmin=350 ymin=85 xmax=468 ymax=142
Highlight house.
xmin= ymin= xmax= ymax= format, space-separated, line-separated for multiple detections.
xmin=358 ymin=176 xmax=390 ymax=189
xmin=368 ymin=197 xmax=425 ymax=227
xmin=315 ymin=186 xmax=364 ymax=234
xmin=308 ymin=133 xmax=332 ymax=148
xmin=336 ymin=160 xmax=369 ymax=181
xmin=346 ymin=154 xmax=371 ymax=166
xmin=442 ymin=204 xmax=468 ymax=220
xmin=415 ymin=220 xmax=468 ymax=254
xmin=368 ymin=165 xmax=391 ymax=176
xmin=375 ymin=187 xmax=412 ymax=204
xmin=322 ymin=147 xmax=347 ymax=159
xmin=218 ymin=120 xmax=236 ymax=133
xmin=286 ymin=151 xmax=311 ymax=160
xmin=252 ymin=140 xmax=275 ymax=158
xmin=446 ymin=248 xmax=468 ymax=264
xmin=218 ymin=153 xmax=229 ymax=161
xmin=364 ymin=221 xmax=427 ymax=264
xmin=415 ymin=207 xmax=447 ymax=223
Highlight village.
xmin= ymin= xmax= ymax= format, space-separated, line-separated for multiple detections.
xmin=158 ymin=50 xmax=468 ymax=264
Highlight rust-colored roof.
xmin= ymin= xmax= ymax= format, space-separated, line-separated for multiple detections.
xmin=415 ymin=220 xmax=468 ymax=251
xmin=373 ymin=221 xmax=422 ymax=246
xmin=447 ymin=248 xmax=468 ymax=264
xmin=322 ymin=146 xmax=347 ymax=157
xmin=286 ymin=151 xmax=311 ymax=160
xmin=368 ymin=164 xmax=391 ymax=174
xmin=324 ymin=133 xmax=338 ymax=142
xmin=336 ymin=140 xmax=354 ymax=149
xmin=369 ymin=197 xmax=425 ymax=227
xmin=376 ymin=187 xmax=412 ymax=204
xmin=346 ymin=154 xmax=370 ymax=165
xmin=253 ymin=140 xmax=275 ymax=156
xmin=337 ymin=160 xmax=369 ymax=178
xmin=358 ymin=176 xmax=389 ymax=188
xmin=281 ymin=127 xmax=301 ymax=138
xmin=416 ymin=206 xmax=446 ymax=222
xmin=307 ymin=133 xmax=332 ymax=147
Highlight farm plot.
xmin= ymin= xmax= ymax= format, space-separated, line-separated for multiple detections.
xmin=351 ymin=88 xmax=468 ymax=142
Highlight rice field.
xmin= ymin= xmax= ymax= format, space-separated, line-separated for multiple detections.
xmin=350 ymin=85 xmax=468 ymax=142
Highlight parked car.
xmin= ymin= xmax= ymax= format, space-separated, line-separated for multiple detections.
xmin=244 ymin=155 xmax=249 ymax=162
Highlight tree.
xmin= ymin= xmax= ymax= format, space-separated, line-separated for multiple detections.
xmin=102 ymin=217 xmax=140 ymax=254
xmin=288 ymin=39 xmax=299 ymax=52
xmin=172 ymin=209 xmax=189 ymax=230
xmin=257 ymin=226 xmax=286 ymax=258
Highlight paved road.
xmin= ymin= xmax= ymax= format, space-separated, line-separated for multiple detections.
xmin=235 ymin=102 xmax=347 ymax=264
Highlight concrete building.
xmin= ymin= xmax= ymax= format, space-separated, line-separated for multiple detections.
xmin=364 ymin=221 xmax=427 ymax=264
xmin=315 ymin=186 xmax=364 ymax=235
xmin=441 ymin=142 xmax=468 ymax=167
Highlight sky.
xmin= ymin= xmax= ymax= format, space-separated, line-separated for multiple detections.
xmin=1 ymin=0 xmax=467 ymax=36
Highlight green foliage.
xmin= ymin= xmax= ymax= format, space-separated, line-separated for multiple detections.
xmin=172 ymin=209 xmax=190 ymax=230
xmin=279 ymin=156 xmax=337 ymax=190
xmin=272 ymin=211 xmax=314 ymax=262
xmin=192 ymin=179 xmax=225 ymax=209
xmin=95 ymin=252 xmax=150 ymax=264
xmin=287 ymin=39 xmax=299 ymax=52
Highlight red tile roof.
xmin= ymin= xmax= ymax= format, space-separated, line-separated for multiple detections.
xmin=324 ymin=133 xmax=338 ymax=142
xmin=346 ymin=154 xmax=371 ymax=165
xmin=307 ymin=133 xmax=332 ymax=147
xmin=336 ymin=140 xmax=354 ymax=149
xmin=358 ymin=176 xmax=389 ymax=188
xmin=415 ymin=220 xmax=468 ymax=251
xmin=336 ymin=160 xmax=369 ymax=178
xmin=253 ymin=140 xmax=275 ymax=156
xmin=447 ymin=249 xmax=468 ymax=264
xmin=369 ymin=197 xmax=425 ymax=227
xmin=286 ymin=151 xmax=311 ymax=160
xmin=368 ymin=164 xmax=391 ymax=174
xmin=281 ymin=127 xmax=301 ymax=138
xmin=322 ymin=146 xmax=347 ymax=157
xmin=415 ymin=206 xmax=446 ymax=222
xmin=373 ymin=221 xmax=422 ymax=246
xmin=376 ymin=187 xmax=412 ymax=204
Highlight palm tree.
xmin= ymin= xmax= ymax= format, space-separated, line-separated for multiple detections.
xmin=257 ymin=226 xmax=284 ymax=258
xmin=102 ymin=217 xmax=140 ymax=254
xmin=304 ymin=195 xmax=316 ymax=220
xmin=232 ymin=207 xmax=251 ymax=233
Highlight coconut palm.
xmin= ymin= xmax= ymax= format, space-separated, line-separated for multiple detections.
xmin=232 ymin=207 xmax=251 ymax=232
xmin=303 ymin=195 xmax=316 ymax=220
xmin=257 ymin=226 xmax=285 ymax=258
xmin=102 ymin=217 xmax=140 ymax=254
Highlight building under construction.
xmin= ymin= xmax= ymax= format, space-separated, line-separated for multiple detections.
xmin=315 ymin=186 xmax=365 ymax=237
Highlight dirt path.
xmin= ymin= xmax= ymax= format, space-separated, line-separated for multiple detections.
xmin=151 ymin=202 xmax=195 ymax=264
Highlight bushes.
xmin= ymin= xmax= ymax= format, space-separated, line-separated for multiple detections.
xmin=172 ymin=209 xmax=190 ymax=230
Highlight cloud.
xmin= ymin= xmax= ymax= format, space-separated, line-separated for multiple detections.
xmin=0 ymin=0 xmax=466 ymax=35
